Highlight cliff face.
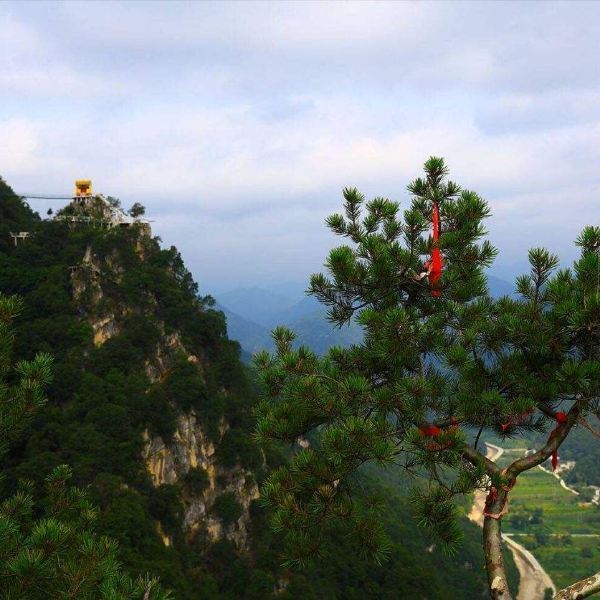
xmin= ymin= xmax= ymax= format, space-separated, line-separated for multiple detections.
xmin=142 ymin=415 xmax=259 ymax=549
xmin=67 ymin=211 xmax=260 ymax=552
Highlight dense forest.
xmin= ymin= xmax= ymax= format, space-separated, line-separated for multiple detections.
xmin=0 ymin=176 xmax=515 ymax=598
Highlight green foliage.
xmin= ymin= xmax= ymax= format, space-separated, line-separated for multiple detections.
xmin=218 ymin=428 xmax=262 ymax=470
xmin=184 ymin=467 xmax=210 ymax=495
xmin=0 ymin=178 xmax=39 ymax=254
xmin=0 ymin=293 xmax=52 ymax=462
xmin=213 ymin=492 xmax=243 ymax=526
xmin=0 ymin=286 xmax=170 ymax=598
xmin=258 ymin=466 xmax=514 ymax=599
xmin=256 ymin=158 xmax=498 ymax=562
xmin=129 ymin=202 xmax=146 ymax=218
xmin=0 ymin=465 xmax=171 ymax=599
xmin=255 ymin=156 xmax=600 ymax=581
xmin=149 ymin=485 xmax=183 ymax=536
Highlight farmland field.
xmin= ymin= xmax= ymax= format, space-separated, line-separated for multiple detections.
xmin=497 ymin=447 xmax=600 ymax=591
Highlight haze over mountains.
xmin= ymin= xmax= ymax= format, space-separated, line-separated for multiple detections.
xmin=217 ymin=289 xmax=362 ymax=356
xmin=217 ymin=273 xmax=516 ymax=357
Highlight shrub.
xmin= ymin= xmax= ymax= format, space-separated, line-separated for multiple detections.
xmin=185 ymin=467 xmax=210 ymax=495
xmin=213 ymin=492 xmax=242 ymax=526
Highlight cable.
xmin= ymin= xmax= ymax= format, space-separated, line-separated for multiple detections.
xmin=0 ymin=192 xmax=75 ymax=200
xmin=18 ymin=194 xmax=75 ymax=200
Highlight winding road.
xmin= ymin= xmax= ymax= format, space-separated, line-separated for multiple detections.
xmin=468 ymin=443 xmax=556 ymax=600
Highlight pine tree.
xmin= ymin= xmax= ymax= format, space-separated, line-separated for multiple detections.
xmin=0 ymin=293 xmax=52 ymax=465
xmin=255 ymin=158 xmax=600 ymax=599
xmin=128 ymin=203 xmax=146 ymax=218
xmin=0 ymin=294 xmax=172 ymax=599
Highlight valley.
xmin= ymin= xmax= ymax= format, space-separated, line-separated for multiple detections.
xmin=470 ymin=441 xmax=600 ymax=598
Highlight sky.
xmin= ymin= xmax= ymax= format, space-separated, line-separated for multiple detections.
xmin=1 ymin=1 xmax=599 ymax=296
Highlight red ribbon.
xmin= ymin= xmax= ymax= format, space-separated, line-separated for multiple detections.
xmin=419 ymin=424 xmax=441 ymax=437
xmin=419 ymin=422 xmax=457 ymax=451
xmin=429 ymin=202 xmax=443 ymax=297
xmin=548 ymin=411 xmax=568 ymax=471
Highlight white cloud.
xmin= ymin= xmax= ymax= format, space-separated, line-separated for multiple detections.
xmin=0 ymin=118 xmax=40 ymax=172
xmin=0 ymin=1 xmax=598 ymax=290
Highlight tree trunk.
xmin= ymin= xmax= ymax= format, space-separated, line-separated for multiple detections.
xmin=483 ymin=514 xmax=513 ymax=599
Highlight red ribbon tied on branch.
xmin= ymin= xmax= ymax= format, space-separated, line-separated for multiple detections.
xmin=418 ymin=421 xmax=458 ymax=451
xmin=548 ymin=411 xmax=568 ymax=471
xmin=419 ymin=425 xmax=441 ymax=437
xmin=429 ymin=201 xmax=443 ymax=298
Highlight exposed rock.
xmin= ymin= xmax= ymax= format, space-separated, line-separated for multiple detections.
xmin=92 ymin=313 xmax=120 ymax=346
xmin=297 ymin=436 xmax=310 ymax=449
xmin=142 ymin=412 xmax=259 ymax=550
xmin=156 ymin=521 xmax=173 ymax=547
xmin=68 ymin=221 xmax=259 ymax=554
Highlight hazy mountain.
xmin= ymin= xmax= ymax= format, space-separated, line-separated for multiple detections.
xmin=488 ymin=274 xmax=516 ymax=297
xmin=274 ymin=294 xmax=322 ymax=323
xmin=217 ymin=286 xmax=296 ymax=328
xmin=217 ymin=290 xmax=363 ymax=357
xmin=217 ymin=303 xmax=274 ymax=354
xmin=290 ymin=309 xmax=363 ymax=355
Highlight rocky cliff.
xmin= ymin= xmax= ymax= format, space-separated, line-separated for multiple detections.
xmin=65 ymin=200 xmax=261 ymax=553
xmin=142 ymin=414 xmax=259 ymax=549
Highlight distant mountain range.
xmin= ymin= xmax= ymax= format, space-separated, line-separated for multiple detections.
xmin=487 ymin=274 xmax=517 ymax=297
xmin=217 ymin=273 xmax=516 ymax=358
xmin=217 ymin=290 xmax=362 ymax=357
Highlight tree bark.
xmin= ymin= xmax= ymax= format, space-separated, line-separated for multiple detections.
xmin=555 ymin=572 xmax=600 ymax=599
xmin=483 ymin=496 xmax=513 ymax=599
xmin=507 ymin=400 xmax=584 ymax=478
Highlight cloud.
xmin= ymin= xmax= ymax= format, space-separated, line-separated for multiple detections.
xmin=0 ymin=1 xmax=598 ymax=290
xmin=0 ymin=118 xmax=40 ymax=172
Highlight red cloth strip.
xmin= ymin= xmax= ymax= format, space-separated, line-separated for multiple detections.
xmin=549 ymin=411 xmax=568 ymax=471
xmin=429 ymin=202 xmax=443 ymax=297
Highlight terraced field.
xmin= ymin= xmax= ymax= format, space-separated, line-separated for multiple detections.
xmin=498 ymin=447 xmax=600 ymax=591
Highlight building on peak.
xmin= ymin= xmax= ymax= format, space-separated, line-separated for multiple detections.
xmin=74 ymin=179 xmax=93 ymax=198
xmin=56 ymin=179 xmax=151 ymax=235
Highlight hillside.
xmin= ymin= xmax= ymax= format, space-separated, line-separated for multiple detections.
xmin=0 ymin=179 xmax=502 ymax=599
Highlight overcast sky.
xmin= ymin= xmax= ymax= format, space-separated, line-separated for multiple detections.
xmin=1 ymin=1 xmax=599 ymax=295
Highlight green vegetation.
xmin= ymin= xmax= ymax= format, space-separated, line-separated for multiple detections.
xmin=0 ymin=177 xmax=500 ymax=598
xmin=185 ymin=467 xmax=210 ymax=495
xmin=213 ymin=493 xmax=243 ymax=526
xmin=500 ymin=452 xmax=600 ymax=535
xmin=250 ymin=465 xmax=506 ymax=599
xmin=1 ymin=465 xmax=170 ymax=599
xmin=525 ymin=535 xmax=600 ymax=592
xmin=0 ymin=290 xmax=169 ymax=598
xmin=256 ymin=158 xmax=499 ymax=562
xmin=255 ymin=157 xmax=600 ymax=599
